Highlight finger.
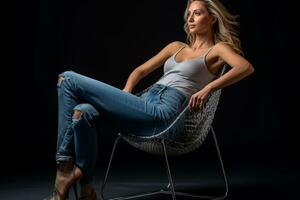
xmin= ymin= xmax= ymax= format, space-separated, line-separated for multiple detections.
xmin=191 ymin=96 xmax=197 ymax=112
xmin=195 ymin=102 xmax=200 ymax=111
xmin=196 ymin=98 xmax=202 ymax=111
xmin=191 ymin=97 xmax=196 ymax=111
xmin=188 ymin=98 xmax=193 ymax=111
xmin=199 ymin=101 xmax=203 ymax=112
xmin=192 ymin=96 xmax=197 ymax=111
xmin=200 ymin=98 xmax=205 ymax=112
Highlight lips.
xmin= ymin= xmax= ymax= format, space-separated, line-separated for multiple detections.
xmin=188 ymin=25 xmax=196 ymax=28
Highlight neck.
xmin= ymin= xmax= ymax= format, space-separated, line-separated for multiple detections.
xmin=191 ymin=32 xmax=214 ymax=50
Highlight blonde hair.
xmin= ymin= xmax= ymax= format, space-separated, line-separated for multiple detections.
xmin=184 ymin=0 xmax=243 ymax=54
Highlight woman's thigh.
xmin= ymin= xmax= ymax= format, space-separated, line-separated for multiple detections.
xmin=60 ymin=71 xmax=158 ymax=136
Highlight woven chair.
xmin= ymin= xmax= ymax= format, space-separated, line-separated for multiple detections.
xmin=101 ymin=65 xmax=228 ymax=200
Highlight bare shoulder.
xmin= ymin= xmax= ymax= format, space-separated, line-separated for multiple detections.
xmin=168 ymin=41 xmax=186 ymax=48
xmin=164 ymin=41 xmax=187 ymax=56
xmin=214 ymin=42 xmax=234 ymax=53
xmin=211 ymin=42 xmax=239 ymax=63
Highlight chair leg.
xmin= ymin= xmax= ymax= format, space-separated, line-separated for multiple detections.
xmin=160 ymin=126 xmax=229 ymax=200
xmin=210 ymin=126 xmax=229 ymax=198
xmin=100 ymin=135 xmax=163 ymax=200
xmin=161 ymin=139 xmax=176 ymax=200
xmin=101 ymin=134 xmax=122 ymax=200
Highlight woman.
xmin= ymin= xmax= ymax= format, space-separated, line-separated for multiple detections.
xmin=45 ymin=0 xmax=254 ymax=199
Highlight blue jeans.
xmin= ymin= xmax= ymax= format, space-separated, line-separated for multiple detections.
xmin=56 ymin=71 xmax=187 ymax=184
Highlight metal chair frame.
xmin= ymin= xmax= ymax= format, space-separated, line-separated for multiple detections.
xmin=100 ymin=125 xmax=228 ymax=200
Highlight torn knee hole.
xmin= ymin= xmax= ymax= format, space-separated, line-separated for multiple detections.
xmin=72 ymin=110 xmax=82 ymax=120
xmin=57 ymin=76 xmax=65 ymax=86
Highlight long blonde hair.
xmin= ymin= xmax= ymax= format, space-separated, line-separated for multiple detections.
xmin=184 ymin=0 xmax=242 ymax=54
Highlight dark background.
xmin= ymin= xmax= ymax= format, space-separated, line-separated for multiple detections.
xmin=7 ymin=0 xmax=296 ymax=199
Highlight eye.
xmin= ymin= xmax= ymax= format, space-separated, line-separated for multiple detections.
xmin=194 ymin=11 xmax=202 ymax=15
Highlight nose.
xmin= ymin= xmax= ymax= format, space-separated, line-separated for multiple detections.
xmin=188 ymin=14 xmax=194 ymax=22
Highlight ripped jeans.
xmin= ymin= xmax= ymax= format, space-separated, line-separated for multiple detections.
xmin=56 ymin=71 xmax=187 ymax=184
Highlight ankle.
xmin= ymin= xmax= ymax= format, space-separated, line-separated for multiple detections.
xmin=57 ymin=160 xmax=74 ymax=173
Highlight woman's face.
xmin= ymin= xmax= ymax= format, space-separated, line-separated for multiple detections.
xmin=187 ymin=1 xmax=215 ymax=34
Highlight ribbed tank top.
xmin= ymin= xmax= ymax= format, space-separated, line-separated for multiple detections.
xmin=156 ymin=45 xmax=216 ymax=98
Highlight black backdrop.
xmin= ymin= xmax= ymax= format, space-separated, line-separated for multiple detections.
xmin=11 ymin=0 xmax=294 ymax=187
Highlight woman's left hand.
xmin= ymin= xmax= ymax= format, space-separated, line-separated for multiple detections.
xmin=188 ymin=85 xmax=213 ymax=112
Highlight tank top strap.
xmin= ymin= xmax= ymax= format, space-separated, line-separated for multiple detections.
xmin=203 ymin=45 xmax=215 ymax=58
xmin=173 ymin=45 xmax=187 ymax=57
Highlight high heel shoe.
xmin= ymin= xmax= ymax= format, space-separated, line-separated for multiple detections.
xmin=43 ymin=161 xmax=83 ymax=200
xmin=79 ymin=185 xmax=97 ymax=200
xmin=43 ymin=185 xmax=77 ymax=200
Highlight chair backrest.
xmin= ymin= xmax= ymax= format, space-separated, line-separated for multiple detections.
xmin=122 ymin=65 xmax=227 ymax=156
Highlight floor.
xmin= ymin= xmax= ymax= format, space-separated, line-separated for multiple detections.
xmin=0 ymin=154 xmax=297 ymax=200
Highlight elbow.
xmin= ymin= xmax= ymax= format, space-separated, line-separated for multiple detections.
xmin=244 ymin=63 xmax=255 ymax=76
xmin=134 ymin=67 xmax=147 ymax=78
xmin=135 ymin=67 xmax=144 ymax=75
xmin=248 ymin=62 xmax=255 ymax=72
xmin=248 ymin=64 xmax=255 ymax=74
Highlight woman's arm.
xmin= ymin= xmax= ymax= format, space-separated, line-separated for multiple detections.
xmin=189 ymin=42 xmax=254 ymax=111
xmin=206 ymin=42 xmax=255 ymax=92
xmin=123 ymin=41 xmax=184 ymax=93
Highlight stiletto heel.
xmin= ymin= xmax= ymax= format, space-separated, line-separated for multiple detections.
xmin=64 ymin=188 xmax=70 ymax=199
xmin=79 ymin=186 xmax=97 ymax=200
xmin=73 ymin=184 xmax=79 ymax=200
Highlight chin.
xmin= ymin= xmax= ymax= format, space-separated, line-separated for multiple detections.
xmin=189 ymin=30 xmax=197 ymax=34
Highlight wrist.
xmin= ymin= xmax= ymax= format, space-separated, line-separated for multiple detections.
xmin=123 ymin=87 xmax=132 ymax=93
xmin=205 ymin=84 xmax=214 ymax=92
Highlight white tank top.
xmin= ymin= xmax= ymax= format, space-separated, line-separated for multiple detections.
xmin=156 ymin=45 xmax=216 ymax=98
